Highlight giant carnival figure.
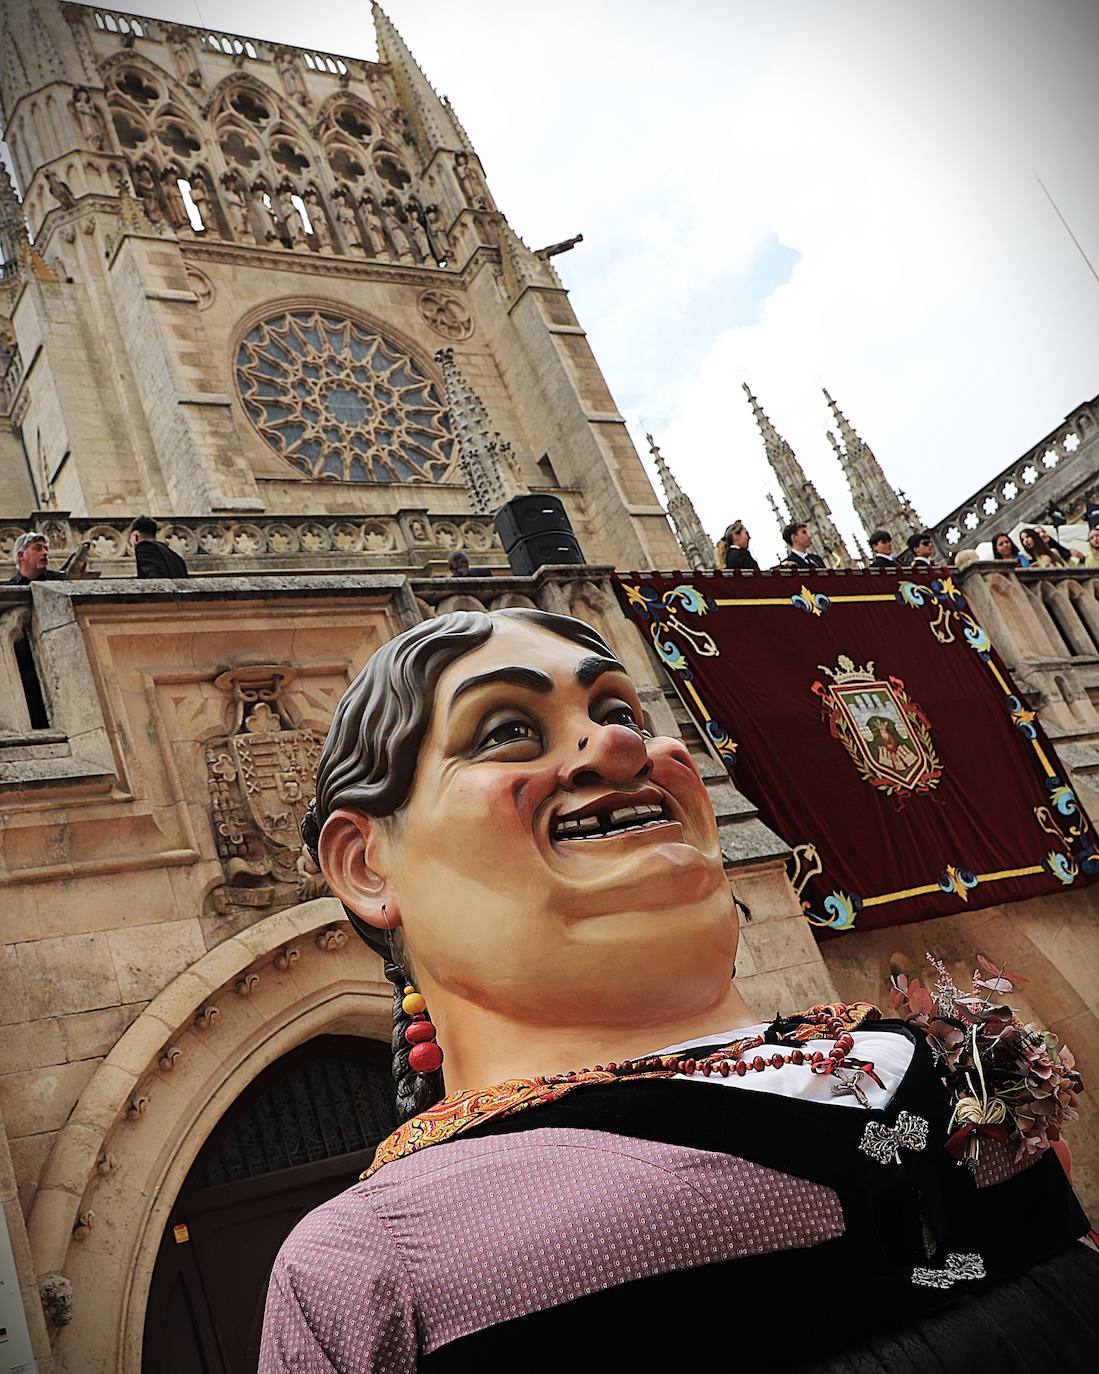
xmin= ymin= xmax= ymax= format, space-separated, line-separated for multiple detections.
xmin=260 ymin=608 xmax=1097 ymax=1372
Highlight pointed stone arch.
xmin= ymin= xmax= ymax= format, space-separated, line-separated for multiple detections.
xmin=100 ymin=48 xmax=207 ymax=125
xmin=26 ymin=897 xmax=392 ymax=1374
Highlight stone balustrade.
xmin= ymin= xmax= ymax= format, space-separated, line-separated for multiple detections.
xmin=931 ymin=394 xmax=1099 ymax=554
xmin=956 ymin=561 xmax=1099 ymax=739
xmin=0 ymin=509 xmax=514 ymax=577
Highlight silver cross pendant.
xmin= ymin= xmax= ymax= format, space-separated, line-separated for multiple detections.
xmin=829 ymin=1065 xmax=871 ymax=1108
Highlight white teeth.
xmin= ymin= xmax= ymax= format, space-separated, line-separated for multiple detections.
xmin=608 ymin=804 xmax=662 ymax=825
xmin=553 ymin=802 xmax=669 ymax=841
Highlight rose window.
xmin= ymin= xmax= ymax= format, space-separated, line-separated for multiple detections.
xmin=235 ymin=309 xmax=454 ymax=482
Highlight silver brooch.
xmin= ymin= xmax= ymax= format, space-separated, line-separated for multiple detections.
xmin=859 ymin=1110 xmax=929 ymax=1165
xmin=912 ymin=1252 xmax=986 ymax=1288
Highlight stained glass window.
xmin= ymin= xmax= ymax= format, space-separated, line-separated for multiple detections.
xmin=235 ymin=308 xmax=453 ymax=483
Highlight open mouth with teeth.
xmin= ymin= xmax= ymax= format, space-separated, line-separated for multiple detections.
xmin=551 ymin=798 xmax=676 ymax=844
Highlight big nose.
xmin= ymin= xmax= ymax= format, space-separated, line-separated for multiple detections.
xmin=557 ymin=722 xmax=652 ymax=792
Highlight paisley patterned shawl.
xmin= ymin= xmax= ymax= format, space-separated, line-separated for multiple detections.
xmin=363 ymin=1001 xmax=881 ymax=1179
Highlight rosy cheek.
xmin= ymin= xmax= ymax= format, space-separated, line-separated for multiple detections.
xmin=456 ymin=767 xmax=544 ymax=831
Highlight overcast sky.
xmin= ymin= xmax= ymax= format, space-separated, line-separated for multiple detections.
xmin=40 ymin=2 xmax=1099 ymax=560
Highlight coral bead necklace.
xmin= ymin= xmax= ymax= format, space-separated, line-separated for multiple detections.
xmin=543 ymin=1012 xmax=885 ymax=1104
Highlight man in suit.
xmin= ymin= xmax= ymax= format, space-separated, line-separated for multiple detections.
xmin=779 ymin=521 xmax=825 ymax=569
xmin=868 ymin=529 xmax=897 ymax=567
xmin=131 ymin=516 xmax=189 ymax=578
xmin=718 ymin=521 xmax=759 ymax=571
xmin=906 ymin=530 xmax=936 ymax=566
xmin=6 ymin=530 xmax=68 ymax=585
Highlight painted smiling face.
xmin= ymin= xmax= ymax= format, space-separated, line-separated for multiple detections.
xmin=364 ymin=617 xmax=735 ymax=1027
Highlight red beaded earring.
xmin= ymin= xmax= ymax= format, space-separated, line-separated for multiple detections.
xmin=402 ymin=983 xmax=444 ymax=1075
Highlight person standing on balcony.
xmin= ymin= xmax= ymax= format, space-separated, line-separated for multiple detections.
xmin=4 ymin=531 xmax=62 ymax=729
xmin=715 ymin=521 xmax=759 ymax=571
xmin=868 ymin=530 xmax=898 ymax=567
xmin=992 ymin=532 xmax=1024 ymax=564
xmin=1019 ymin=528 xmax=1066 ymax=568
xmin=130 ymin=516 xmax=189 ymax=578
xmin=906 ymin=531 xmax=937 ymax=566
xmin=1085 ymin=529 xmax=1099 ymax=568
xmin=5 ymin=530 xmax=67 ymax=585
xmin=779 ymin=521 xmax=825 ymax=569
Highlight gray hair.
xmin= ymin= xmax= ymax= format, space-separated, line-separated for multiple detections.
xmin=12 ymin=531 xmax=47 ymax=564
xmin=303 ymin=606 xmax=617 ymax=1119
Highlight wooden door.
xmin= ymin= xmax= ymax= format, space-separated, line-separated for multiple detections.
xmin=142 ymin=1035 xmax=397 ymax=1374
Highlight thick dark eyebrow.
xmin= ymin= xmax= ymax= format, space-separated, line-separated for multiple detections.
xmin=575 ymin=655 xmax=625 ymax=686
xmin=449 ymin=666 xmax=554 ymax=710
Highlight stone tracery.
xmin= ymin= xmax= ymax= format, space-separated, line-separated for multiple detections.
xmin=98 ymin=56 xmax=447 ymax=263
xmin=235 ymin=307 xmax=454 ymax=483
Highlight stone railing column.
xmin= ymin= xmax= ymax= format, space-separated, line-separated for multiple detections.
xmin=0 ymin=603 xmax=33 ymax=733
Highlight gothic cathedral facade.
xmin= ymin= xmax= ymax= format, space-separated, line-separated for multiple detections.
xmin=0 ymin=1 xmax=682 ymax=573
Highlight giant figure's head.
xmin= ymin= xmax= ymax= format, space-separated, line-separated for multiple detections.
xmin=307 ymin=609 xmax=736 ymax=1109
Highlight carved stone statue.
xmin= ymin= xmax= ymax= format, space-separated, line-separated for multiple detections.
xmin=248 ymin=185 xmax=279 ymax=244
xmin=273 ymin=46 xmax=310 ymax=107
xmin=454 ymin=150 xmax=494 ymax=211
xmin=403 ymin=199 xmax=432 ymax=262
xmin=255 ymin=608 xmax=1097 ymax=1374
xmin=188 ymin=171 xmax=213 ymax=234
xmin=159 ymin=167 xmax=190 ymax=232
xmin=359 ymin=193 xmax=389 ymax=259
xmin=165 ymin=25 xmax=202 ymax=87
xmin=72 ymin=87 xmax=106 ymax=150
xmin=277 ymin=187 xmax=308 ymax=249
xmin=424 ymin=202 xmax=453 ymax=263
xmin=380 ymin=197 xmax=414 ymax=263
xmin=45 ymin=170 xmax=75 ymax=209
xmin=131 ymin=161 xmax=163 ymax=224
xmin=332 ymin=189 xmax=365 ymax=255
xmin=304 ymin=189 xmax=333 ymax=253
xmin=220 ymin=173 xmax=249 ymax=238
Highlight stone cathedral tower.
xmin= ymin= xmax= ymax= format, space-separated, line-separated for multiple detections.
xmin=823 ymin=387 xmax=921 ymax=541
xmin=0 ymin=0 xmax=682 ymax=572
xmin=742 ymin=382 xmax=851 ymax=567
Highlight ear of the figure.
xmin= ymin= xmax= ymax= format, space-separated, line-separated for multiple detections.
xmin=318 ymin=808 xmax=399 ymax=930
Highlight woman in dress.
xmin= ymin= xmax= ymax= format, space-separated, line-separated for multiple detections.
xmin=260 ymin=608 xmax=1096 ymax=1373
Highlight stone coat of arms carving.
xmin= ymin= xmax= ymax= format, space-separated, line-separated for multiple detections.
xmin=205 ymin=666 xmax=328 ymax=916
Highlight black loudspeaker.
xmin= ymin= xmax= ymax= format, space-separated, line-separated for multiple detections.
xmin=494 ymin=494 xmax=586 ymax=575
xmin=504 ymin=529 xmax=585 ymax=576
xmin=494 ymin=494 xmax=571 ymax=550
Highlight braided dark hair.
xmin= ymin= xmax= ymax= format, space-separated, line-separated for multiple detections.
xmin=302 ymin=607 xmax=617 ymax=1118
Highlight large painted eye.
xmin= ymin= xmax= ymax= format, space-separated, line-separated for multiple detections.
xmin=475 ymin=718 xmax=541 ymax=753
xmin=599 ymin=702 xmax=643 ymax=733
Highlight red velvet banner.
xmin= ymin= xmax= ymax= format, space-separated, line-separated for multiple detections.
xmin=613 ymin=568 xmax=1099 ymax=934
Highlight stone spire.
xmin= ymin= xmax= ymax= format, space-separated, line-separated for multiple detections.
xmin=823 ymin=387 xmax=921 ymax=540
xmin=742 ymin=383 xmax=851 ymax=567
xmin=646 ymin=433 xmax=712 ymax=569
xmin=766 ymin=491 xmax=787 ymax=541
xmin=372 ymin=3 xmax=467 ymax=159
xmin=435 ymin=347 xmax=528 ymax=514
xmin=0 ymin=163 xmax=29 ymax=269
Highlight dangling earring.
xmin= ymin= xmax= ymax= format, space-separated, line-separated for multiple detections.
xmin=402 ymin=982 xmax=443 ymax=1074
xmin=383 ymin=905 xmax=444 ymax=1075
